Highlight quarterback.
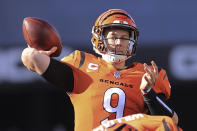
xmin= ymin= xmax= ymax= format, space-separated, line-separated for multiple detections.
xmin=21 ymin=9 xmax=179 ymax=131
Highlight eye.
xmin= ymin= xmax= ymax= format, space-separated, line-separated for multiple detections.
xmin=120 ymin=37 xmax=130 ymax=40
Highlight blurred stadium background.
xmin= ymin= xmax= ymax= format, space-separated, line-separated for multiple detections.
xmin=0 ymin=0 xmax=197 ymax=130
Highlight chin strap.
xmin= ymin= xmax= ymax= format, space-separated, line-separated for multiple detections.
xmin=102 ymin=54 xmax=128 ymax=63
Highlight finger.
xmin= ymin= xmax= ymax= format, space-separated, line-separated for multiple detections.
xmin=50 ymin=46 xmax=57 ymax=53
xmin=44 ymin=49 xmax=56 ymax=56
xmin=144 ymin=73 xmax=153 ymax=86
xmin=144 ymin=63 xmax=155 ymax=81
xmin=39 ymin=46 xmax=57 ymax=56
xmin=151 ymin=62 xmax=158 ymax=84
xmin=47 ymin=46 xmax=57 ymax=56
xmin=144 ymin=63 xmax=157 ymax=84
xmin=151 ymin=61 xmax=158 ymax=77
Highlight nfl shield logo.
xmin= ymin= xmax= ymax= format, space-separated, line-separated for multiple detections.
xmin=114 ymin=72 xmax=121 ymax=78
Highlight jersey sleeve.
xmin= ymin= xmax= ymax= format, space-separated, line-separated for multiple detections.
xmin=61 ymin=50 xmax=80 ymax=67
xmin=152 ymin=68 xmax=171 ymax=100
xmin=41 ymin=58 xmax=74 ymax=92
xmin=61 ymin=50 xmax=91 ymax=94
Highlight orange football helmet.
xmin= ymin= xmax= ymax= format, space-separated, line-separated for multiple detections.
xmin=91 ymin=9 xmax=139 ymax=63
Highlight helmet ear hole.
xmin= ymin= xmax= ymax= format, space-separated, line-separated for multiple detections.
xmin=98 ymin=42 xmax=105 ymax=51
xmin=97 ymin=29 xmax=101 ymax=34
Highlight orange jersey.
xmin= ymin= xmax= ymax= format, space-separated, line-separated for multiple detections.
xmin=61 ymin=50 xmax=171 ymax=131
xmin=93 ymin=113 xmax=182 ymax=131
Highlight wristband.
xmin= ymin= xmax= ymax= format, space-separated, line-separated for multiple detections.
xmin=143 ymin=88 xmax=174 ymax=117
xmin=141 ymin=87 xmax=152 ymax=95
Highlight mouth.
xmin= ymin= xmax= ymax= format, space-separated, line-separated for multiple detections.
xmin=107 ymin=49 xmax=127 ymax=55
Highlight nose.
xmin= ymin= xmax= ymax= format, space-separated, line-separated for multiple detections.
xmin=115 ymin=39 xmax=122 ymax=46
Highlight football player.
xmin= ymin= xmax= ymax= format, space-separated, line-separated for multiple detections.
xmin=21 ymin=9 xmax=179 ymax=131
xmin=93 ymin=113 xmax=182 ymax=131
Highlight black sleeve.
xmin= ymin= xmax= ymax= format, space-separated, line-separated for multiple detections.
xmin=143 ymin=88 xmax=174 ymax=117
xmin=42 ymin=58 xmax=74 ymax=92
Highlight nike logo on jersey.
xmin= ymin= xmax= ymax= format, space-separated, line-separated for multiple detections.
xmin=100 ymin=79 xmax=133 ymax=88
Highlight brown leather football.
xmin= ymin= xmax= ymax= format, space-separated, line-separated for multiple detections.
xmin=22 ymin=17 xmax=62 ymax=57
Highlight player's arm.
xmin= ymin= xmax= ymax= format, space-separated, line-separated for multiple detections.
xmin=142 ymin=88 xmax=178 ymax=124
xmin=140 ymin=61 xmax=178 ymax=124
xmin=21 ymin=47 xmax=74 ymax=92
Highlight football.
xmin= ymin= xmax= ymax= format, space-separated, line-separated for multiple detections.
xmin=22 ymin=17 xmax=62 ymax=57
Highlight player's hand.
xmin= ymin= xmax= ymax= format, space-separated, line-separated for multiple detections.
xmin=21 ymin=46 xmax=55 ymax=74
xmin=140 ymin=61 xmax=158 ymax=91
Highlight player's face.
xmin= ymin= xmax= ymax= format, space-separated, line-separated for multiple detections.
xmin=103 ymin=29 xmax=131 ymax=55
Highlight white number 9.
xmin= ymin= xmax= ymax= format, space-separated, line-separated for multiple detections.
xmin=102 ymin=87 xmax=126 ymax=124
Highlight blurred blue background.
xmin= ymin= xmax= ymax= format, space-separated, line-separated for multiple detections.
xmin=0 ymin=0 xmax=197 ymax=130
xmin=1 ymin=0 xmax=197 ymax=46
